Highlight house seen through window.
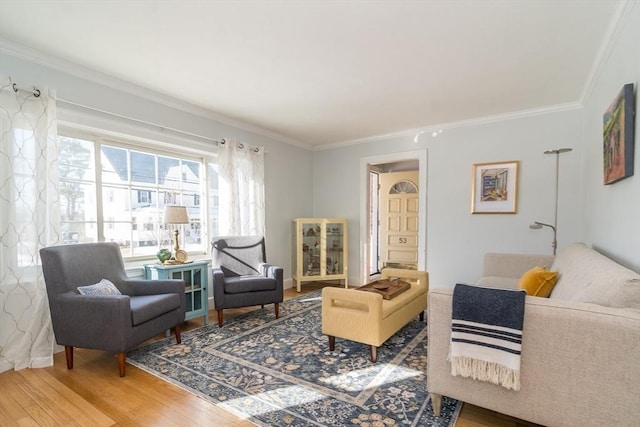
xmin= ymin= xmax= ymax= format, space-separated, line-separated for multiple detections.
xmin=57 ymin=132 xmax=217 ymax=259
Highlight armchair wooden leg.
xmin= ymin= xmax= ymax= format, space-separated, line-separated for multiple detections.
xmin=173 ymin=325 xmax=182 ymax=344
xmin=328 ymin=335 xmax=335 ymax=351
xmin=117 ymin=352 xmax=126 ymax=377
xmin=370 ymin=346 xmax=378 ymax=363
xmin=217 ymin=309 xmax=224 ymax=327
xmin=420 ymin=311 xmax=425 ymax=322
xmin=274 ymin=302 xmax=280 ymax=319
xmin=65 ymin=346 xmax=73 ymax=370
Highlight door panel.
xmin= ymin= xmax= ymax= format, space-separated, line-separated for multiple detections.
xmin=388 ymin=249 xmax=418 ymax=263
xmin=387 ymin=217 xmax=401 ymax=231
xmin=388 ymin=199 xmax=401 ymax=212
xmin=406 ymin=216 xmax=419 ymax=232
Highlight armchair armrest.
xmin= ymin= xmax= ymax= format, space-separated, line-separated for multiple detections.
xmin=120 ymin=278 xmax=184 ymax=296
xmin=52 ymin=292 xmax=132 ymax=349
xmin=212 ymin=266 xmax=226 ymax=301
xmin=259 ymin=263 xmax=284 ymax=288
xmin=56 ymin=291 xmax=131 ymax=318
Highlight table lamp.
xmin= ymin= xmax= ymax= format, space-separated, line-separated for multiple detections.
xmin=164 ymin=205 xmax=189 ymax=253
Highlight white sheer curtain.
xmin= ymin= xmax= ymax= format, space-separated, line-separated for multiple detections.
xmin=0 ymin=76 xmax=60 ymax=372
xmin=217 ymin=139 xmax=265 ymax=236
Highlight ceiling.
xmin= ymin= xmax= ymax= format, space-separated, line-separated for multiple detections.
xmin=0 ymin=1 xmax=624 ymax=149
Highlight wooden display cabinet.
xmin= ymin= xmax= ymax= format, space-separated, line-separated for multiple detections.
xmin=292 ymin=218 xmax=348 ymax=292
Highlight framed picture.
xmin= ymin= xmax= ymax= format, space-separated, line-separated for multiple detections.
xmin=471 ymin=160 xmax=519 ymax=214
xmin=603 ymin=83 xmax=635 ymax=185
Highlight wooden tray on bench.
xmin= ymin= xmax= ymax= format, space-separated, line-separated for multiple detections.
xmin=356 ymin=279 xmax=411 ymax=300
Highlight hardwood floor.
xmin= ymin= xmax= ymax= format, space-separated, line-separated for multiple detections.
xmin=0 ymin=282 xmax=539 ymax=426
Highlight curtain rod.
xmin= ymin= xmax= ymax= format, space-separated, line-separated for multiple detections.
xmin=57 ymin=98 xmax=223 ymax=145
xmin=218 ymin=139 xmax=261 ymax=153
xmin=58 ymin=99 xmax=265 ymax=153
xmin=9 ymin=80 xmax=263 ymax=152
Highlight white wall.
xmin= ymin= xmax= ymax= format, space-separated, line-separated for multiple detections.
xmin=582 ymin=1 xmax=640 ymax=272
xmin=313 ymin=109 xmax=585 ymax=287
xmin=0 ymin=51 xmax=314 ymax=279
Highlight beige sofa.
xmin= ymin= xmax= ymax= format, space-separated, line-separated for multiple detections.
xmin=322 ymin=268 xmax=428 ymax=362
xmin=427 ymin=243 xmax=640 ymax=427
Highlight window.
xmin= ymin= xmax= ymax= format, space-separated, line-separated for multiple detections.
xmin=138 ymin=190 xmax=151 ymax=204
xmin=57 ymin=131 xmax=218 ymax=259
xmin=389 ymin=180 xmax=418 ymax=194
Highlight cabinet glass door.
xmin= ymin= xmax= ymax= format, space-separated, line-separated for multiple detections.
xmin=302 ymin=221 xmax=321 ymax=276
xmin=326 ymin=222 xmax=344 ymax=275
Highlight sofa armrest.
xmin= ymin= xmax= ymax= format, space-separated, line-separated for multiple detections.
xmin=427 ymin=287 xmax=640 ymax=427
xmin=483 ymin=253 xmax=555 ymax=279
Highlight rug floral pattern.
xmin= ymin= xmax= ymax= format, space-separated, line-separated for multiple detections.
xmin=128 ymin=291 xmax=461 ymax=426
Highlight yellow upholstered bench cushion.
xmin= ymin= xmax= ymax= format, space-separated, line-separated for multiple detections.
xmin=381 ymin=284 xmax=427 ymax=318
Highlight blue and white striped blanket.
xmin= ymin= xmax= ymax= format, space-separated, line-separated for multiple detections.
xmin=449 ymin=283 xmax=526 ymax=391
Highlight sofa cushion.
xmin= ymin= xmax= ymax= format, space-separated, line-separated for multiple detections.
xmin=381 ymin=284 xmax=427 ymax=319
xmin=549 ymin=243 xmax=640 ymax=310
xmin=518 ymin=266 xmax=557 ymax=297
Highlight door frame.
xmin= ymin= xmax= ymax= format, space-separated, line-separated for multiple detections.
xmin=359 ymin=149 xmax=427 ymax=286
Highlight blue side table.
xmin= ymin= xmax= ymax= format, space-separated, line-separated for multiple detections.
xmin=144 ymin=260 xmax=209 ymax=325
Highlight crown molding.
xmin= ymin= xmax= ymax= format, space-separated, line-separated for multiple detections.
xmin=0 ymin=37 xmax=311 ymax=150
xmin=314 ymin=102 xmax=582 ymax=151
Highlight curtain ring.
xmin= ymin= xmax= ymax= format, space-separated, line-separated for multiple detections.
xmin=11 ymin=83 xmax=41 ymax=97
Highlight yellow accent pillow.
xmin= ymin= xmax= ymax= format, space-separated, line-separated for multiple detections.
xmin=518 ymin=266 xmax=558 ymax=297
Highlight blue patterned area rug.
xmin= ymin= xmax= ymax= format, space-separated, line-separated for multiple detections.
xmin=128 ymin=290 xmax=461 ymax=426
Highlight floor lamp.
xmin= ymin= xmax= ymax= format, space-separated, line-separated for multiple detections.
xmin=529 ymin=148 xmax=572 ymax=255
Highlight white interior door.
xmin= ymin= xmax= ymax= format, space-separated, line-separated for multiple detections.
xmin=378 ymin=171 xmax=419 ymax=270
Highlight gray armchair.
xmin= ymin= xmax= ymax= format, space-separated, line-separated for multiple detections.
xmin=211 ymin=236 xmax=283 ymax=327
xmin=40 ymin=242 xmax=185 ymax=377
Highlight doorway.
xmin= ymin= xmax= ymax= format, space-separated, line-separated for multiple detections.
xmin=359 ymin=150 xmax=427 ymax=285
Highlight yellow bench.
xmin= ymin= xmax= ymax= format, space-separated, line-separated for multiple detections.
xmin=321 ymin=268 xmax=428 ymax=362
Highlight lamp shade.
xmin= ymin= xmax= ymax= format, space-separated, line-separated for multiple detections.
xmin=164 ymin=205 xmax=189 ymax=224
